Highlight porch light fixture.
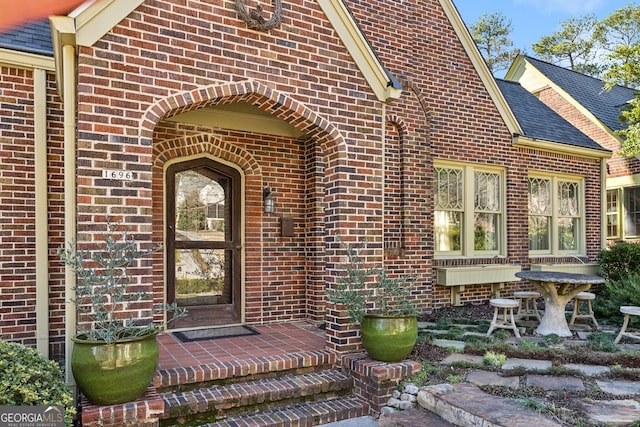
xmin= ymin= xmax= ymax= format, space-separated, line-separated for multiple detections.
xmin=263 ymin=186 xmax=274 ymax=214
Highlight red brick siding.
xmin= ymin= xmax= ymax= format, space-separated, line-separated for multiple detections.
xmin=0 ymin=66 xmax=37 ymax=346
xmin=348 ymin=0 xmax=603 ymax=308
xmin=0 ymin=67 xmax=65 ymax=354
xmin=537 ymin=86 xmax=640 ymax=178
xmin=0 ymin=0 xmax=606 ymax=357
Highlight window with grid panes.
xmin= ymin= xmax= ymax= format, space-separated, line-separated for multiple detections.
xmin=528 ymin=174 xmax=584 ymax=254
xmin=435 ymin=163 xmax=504 ymax=257
xmin=606 ymin=189 xmax=619 ymax=239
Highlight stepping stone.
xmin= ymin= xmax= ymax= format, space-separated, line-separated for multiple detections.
xmin=582 ymin=400 xmax=640 ymax=425
xmin=418 ymin=322 xmax=438 ymax=329
xmin=417 ymin=383 xmax=561 ymax=427
xmin=596 ymin=379 xmax=640 ymax=395
xmin=424 ymin=330 xmax=451 ymax=336
xmin=432 ymin=339 xmax=466 ymax=351
xmin=462 ymin=331 xmax=486 ymax=338
xmin=575 ymin=331 xmax=591 ymax=340
xmin=379 ymin=407 xmax=454 ymax=427
xmin=563 ymin=363 xmax=610 ymax=376
xmin=527 ymin=375 xmax=584 ymax=391
xmin=440 ymin=353 xmax=484 ymax=366
xmin=466 ymin=370 xmax=519 ymax=388
xmin=502 ymin=358 xmax=552 ymax=371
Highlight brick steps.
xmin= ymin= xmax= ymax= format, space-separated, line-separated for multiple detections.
xmin=161 ymin=369 xmax=354 ymax=425
xmin=80 ymin=348 xmax=364 ymax=427
xmin=155 ymin=349 xmax=336 ymax=391
xmin=199 ymin=396 xmax=369 ymax=427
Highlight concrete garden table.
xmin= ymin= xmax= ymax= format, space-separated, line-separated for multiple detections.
xmin=515 ymin=271 xmax=605 ymax=337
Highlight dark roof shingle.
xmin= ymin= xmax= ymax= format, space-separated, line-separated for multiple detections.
xmin=497 ymin=78 xmax=607 ymax=152
xmin=0 ymin=20 xmax=53 ymax=57
xmin=524 ymin=55 xmax=635 ymax=132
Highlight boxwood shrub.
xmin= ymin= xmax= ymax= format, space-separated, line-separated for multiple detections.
xmin=0 ymin=340 xmax=75 ymax=426
xmin=597 ymin=241 xmax=640 ymax=282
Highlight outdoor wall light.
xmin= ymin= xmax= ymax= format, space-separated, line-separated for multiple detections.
xmin=263 ymin=186 xmax=274 ymax=214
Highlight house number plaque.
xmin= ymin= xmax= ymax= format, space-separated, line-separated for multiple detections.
xmin=102 ymin=169 xmax=134 ymax=181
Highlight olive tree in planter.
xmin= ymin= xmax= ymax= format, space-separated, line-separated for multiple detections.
xmin=59 ymin=218 xmax=185 ymax=405
xmin=327 ymin=242 xmax=418 ymax=362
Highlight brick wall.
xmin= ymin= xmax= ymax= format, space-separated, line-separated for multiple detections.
xmin=348 ymin=0 xmax=603 ymax=308
xmin=537 ymin=86 xmax=640 ymax=178
xmin=0 ymin=67 xmax=65 ymax=356
xmin=0 ymin=0 xmax=606 ymax=358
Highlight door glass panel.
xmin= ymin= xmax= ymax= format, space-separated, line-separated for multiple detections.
xmin=175 ymin=168 xmax=227 ymax=242
xmin=175 ymin=248 xmax=232 ymax=306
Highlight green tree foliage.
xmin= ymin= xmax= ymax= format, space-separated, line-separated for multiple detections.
xmin=601 ymin=4 xmax=640 ymax=86
xmin=469 ymin=12 xmax=520 ymax=75
xmin=177 ymin=190 xmax=206 ymax=231
xmin=532 ymin=15 xmax=604 ymax=77
xmin=616 ymin=93 xmax=640 ymax=157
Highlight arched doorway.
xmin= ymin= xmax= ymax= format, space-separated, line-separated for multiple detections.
xmin=166 ymin=158 xmax=242 ymax=327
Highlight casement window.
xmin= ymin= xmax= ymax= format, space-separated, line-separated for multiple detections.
xmin=434 ymin=162 xmax=505 ymax=257
xmin=528 ymin=174 xmax=584 ymax=254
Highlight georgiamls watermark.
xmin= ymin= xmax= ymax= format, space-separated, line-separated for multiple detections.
xmin=0 ymin=406 xmax=64 ymax=427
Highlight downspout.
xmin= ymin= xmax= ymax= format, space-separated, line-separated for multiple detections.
xmin=601 ymin=158 xmax=607 ymax=249
xmin=62 ymin=43 xmax=77 ymax=387
xmin=381 ymin=103 xmax=386 ymax=268
xmin=34 ymin=68 xmax=49 ymax=357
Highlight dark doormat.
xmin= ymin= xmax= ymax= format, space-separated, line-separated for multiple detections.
xmin=173 ymin=325 xmax=259 ymax=342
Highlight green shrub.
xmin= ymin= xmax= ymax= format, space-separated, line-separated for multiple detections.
xmin=586 ymin=331 xmax=619 ymax=352
xmin=483 ymin=351 xmax=506 ymax=367
xmin=0 ymin=340 xmax=75 ymax=426
xmin=593 ymin=272 xmax=640 ymax=325
xmin=598 ymin=242 xmax=640 ymax=282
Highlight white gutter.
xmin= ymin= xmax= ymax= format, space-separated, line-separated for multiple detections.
xmin=34 ymin=68 xmax=49 ymax=357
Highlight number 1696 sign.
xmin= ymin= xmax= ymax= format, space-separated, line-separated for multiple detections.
xmin=102 ymin=169 xmax=134 ymax=180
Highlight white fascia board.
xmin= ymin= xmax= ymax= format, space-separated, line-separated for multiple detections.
xmin=316 ymin=0 xmax=402 ymax=103
xmin=438 ymin=0 xmax=522 ymax=135
xmin=72 ymin=0 xmax=145 ymax=47
xmin=0 ymin=48 xmax=54 ymax=71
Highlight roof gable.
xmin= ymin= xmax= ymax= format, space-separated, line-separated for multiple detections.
xmin=507 ymin=55 xmax=635 ymax=133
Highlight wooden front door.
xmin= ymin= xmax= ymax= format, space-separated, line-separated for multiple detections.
xmin=167 ymin=158 xmax=242 ymax=328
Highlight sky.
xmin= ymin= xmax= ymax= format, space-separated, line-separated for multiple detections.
xmin=453 ymin=0 xmax=634 ymax=61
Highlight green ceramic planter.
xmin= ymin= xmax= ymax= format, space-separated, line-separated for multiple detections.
xmin=71 ymin=333 xmax=159 ymax=405
xmin=360 ymin=314 xmax=418 ymax=362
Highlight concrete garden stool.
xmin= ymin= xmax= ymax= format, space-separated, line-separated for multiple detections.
xmin=514 ymin=291 xmax=541 ymax=321
xmin=569 ymin=292 xmax=599 ymax=329
xmin=614 ymin=306 xmax=640 ymax=344
xmin=486 ymin=298 xmax=521 ymax=338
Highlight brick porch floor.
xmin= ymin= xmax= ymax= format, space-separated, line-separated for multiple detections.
xmin=156 ymin=322 xmax=327 ymax=369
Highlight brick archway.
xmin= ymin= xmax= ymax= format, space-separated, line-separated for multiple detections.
xmin=145 ymin=81 xmax=346 ymax=326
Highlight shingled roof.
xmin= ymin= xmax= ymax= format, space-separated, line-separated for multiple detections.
xmin=496 ymin=78 xmax=607 ymax=152
xmin=0 ymin=19 xmax=53 ymax=56
xmin=523 ymin=56 xmax=635 ymax=132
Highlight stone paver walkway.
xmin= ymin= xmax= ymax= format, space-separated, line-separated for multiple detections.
xmin=379 ymin=322 xmax=640 ymax=426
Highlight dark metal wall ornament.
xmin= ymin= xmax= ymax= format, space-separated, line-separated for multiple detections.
xmin=235 ymin=0 xmax=283 ymax=31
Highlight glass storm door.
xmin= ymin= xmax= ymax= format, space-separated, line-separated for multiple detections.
xmin=167 ymin=159 xmax=241 ymax=328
